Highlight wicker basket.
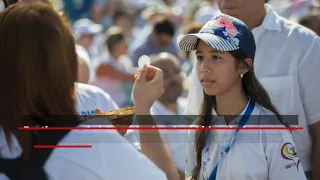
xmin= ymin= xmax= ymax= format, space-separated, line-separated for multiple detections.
xmin=82 ymin=107 xmax=135 ymax=126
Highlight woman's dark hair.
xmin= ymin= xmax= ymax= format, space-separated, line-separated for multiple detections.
xmin=0 ymin=2 xmax=79 ymax=160
xmin=190 ymin=49 xmax=289 ymax=179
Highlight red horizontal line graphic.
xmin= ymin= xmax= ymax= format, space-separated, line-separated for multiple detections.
xmin=34 ymin=145 xmax=92 ymax=149
xmin=20 ymin=126 xmax=303 ymax=131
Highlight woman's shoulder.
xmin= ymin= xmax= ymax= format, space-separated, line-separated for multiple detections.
xmin=47 ymin=123 xmax=167 ymax=180
xmin=0 ymin=125 xmax=167 ymax=180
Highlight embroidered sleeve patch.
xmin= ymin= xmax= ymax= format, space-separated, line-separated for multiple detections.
xmin=281 ymin=143 xmax=301 ymax=171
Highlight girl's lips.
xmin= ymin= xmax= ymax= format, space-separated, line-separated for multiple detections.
xmin=200 ymin=79 xmax=216 ymax=87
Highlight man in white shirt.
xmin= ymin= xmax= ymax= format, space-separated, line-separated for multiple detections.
xmin=149 ymin=53 xmax=187 ymax=117
xmin=186 ymin=0 xmax=320 ymax=179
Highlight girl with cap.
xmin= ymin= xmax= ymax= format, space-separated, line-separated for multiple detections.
xmin=179 ymin=14 xmax=307 ymax=180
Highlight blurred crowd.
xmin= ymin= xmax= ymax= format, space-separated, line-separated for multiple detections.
xmin=1 ymin=0 xmax=314 ymax=111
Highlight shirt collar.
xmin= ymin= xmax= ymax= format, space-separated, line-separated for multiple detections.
xmin=211 ymin=97 xmax=252 ymax=126
xmin=253 ymin=4 xmax=282 ymax=32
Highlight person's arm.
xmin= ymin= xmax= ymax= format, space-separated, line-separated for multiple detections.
xmin=133 ymin=65 xmax=180 ymax=180
xmin=266 ymin=130 xmax=307 ymax=180
xmin=298 ymin=37 xmax=320 ymax=179
xmin=134 ymin=111 xmax=179 ymax=180
xmin=96 ymin=64 xmax=135 ymax=82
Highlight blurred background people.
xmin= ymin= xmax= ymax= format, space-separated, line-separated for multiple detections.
xmin=112 ymin=9 xmax=135 ymax=41
xmin=91 ymin=26 xmax=136 ymax=108
xmin=128 ymin=17 xmax=180 ymax=67
xmin=73 ymin=18 xmax=103 ymax=60
xmin=132 ymin=5 xmax=171 ymax=47
xmin=75 ymin=40 xmax=120 ymax=119
xmin=63 ymin=0 xmax=99 ymax=23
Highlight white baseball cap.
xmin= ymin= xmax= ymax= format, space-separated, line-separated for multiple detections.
xmin=73 ymin=18 xmax=103 ymax=37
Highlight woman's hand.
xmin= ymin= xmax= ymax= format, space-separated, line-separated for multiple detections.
xmin=132 ymin=65 xmax=164 ymax=114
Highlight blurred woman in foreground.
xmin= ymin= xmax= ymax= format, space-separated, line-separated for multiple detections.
xmin=0 ymin=2 xmax=178 ymax=180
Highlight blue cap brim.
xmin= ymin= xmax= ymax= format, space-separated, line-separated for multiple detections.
xmin=179 ymin=33 xmax=239 ymax=52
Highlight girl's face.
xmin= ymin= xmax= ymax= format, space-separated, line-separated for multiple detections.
xmin=196 ymin=40 xmax=242 ymax=96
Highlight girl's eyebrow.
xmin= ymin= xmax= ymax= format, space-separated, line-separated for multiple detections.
xmin=196 ymin=50 xmax=222 ymax=54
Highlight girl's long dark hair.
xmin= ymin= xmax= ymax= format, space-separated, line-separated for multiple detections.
xmin=191 ymin=49 xmax=289 ymax=179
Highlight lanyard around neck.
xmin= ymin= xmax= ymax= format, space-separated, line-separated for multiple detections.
xmin=202 ymin=98 xmax=255 ymax=180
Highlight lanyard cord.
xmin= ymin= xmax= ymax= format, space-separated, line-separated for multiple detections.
xmin=202 ymin=99 xmax=255 ymax=180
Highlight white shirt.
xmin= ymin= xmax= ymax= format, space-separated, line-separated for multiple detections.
xmin=186 ymin=5 xmax=320 ymax=171
xmin=0 ymin=121 xmax=168 ymax=180
xmin=75 ymin=82 xmax=119 ymax=118
xmin=125 ymin=98 xmax=189 ymax=172
xmin=91 ymin=56 xmax=132 ymax=107
xmin=267 ymin=0 xmax=313 ymax=21
xmin=186 ymin=101 xmax=307 ymax=180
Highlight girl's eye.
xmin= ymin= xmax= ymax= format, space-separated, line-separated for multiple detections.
xmin=196 ymin=56 xmax=204 ymax=61
xmin=212 ymin=55 xmax=221 ymax=60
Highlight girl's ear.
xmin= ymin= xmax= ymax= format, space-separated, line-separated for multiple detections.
xmin=238 ymin=58 xmax=253 ymax=75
